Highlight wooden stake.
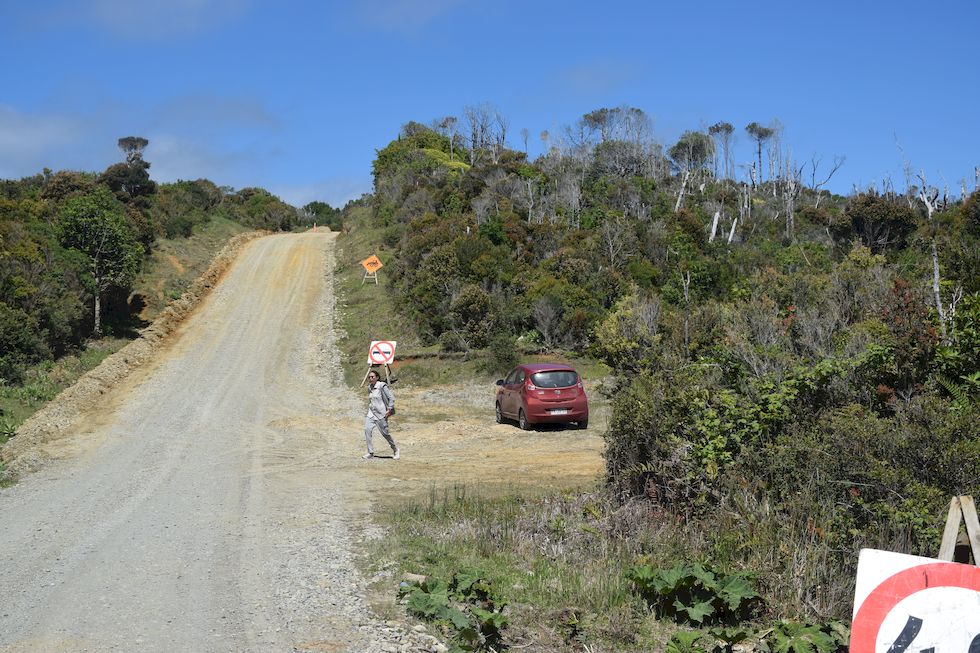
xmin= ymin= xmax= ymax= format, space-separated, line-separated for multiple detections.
xmin=938 ymin=495 xmax=980 ymax=564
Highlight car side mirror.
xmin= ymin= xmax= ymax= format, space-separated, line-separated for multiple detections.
xmin=495 ymin=379 xmax=504 ymax=386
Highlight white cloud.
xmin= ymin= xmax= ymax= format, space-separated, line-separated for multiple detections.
xmin=270 ymin=177 xmax=372 ymax=209
xmin=146 ymin=133 xmax=254 ymax=184
xmin=0 ymin=105 xmax=88 ymax=177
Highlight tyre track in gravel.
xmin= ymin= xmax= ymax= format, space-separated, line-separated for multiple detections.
xmin=0 ymin=232 xmax=433 ymax=653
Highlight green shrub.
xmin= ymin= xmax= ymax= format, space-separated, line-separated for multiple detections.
xmin=479 ymin=333 xmax=519 ymax=375
xmin=627 ymin=563 xmax=759 ymax=626
xmin=399 ymin=570 xmax=508 ymax=652
xmin=757 ymin=620 xmax=848 ymax=653
xmin=0 ymin=303 xmax=49 ymax=383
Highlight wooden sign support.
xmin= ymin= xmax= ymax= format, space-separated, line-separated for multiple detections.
xmin=362 ymin=269 xmax=379 ymax=285
xmin=938 ymin=495 xmax=980 ymax=565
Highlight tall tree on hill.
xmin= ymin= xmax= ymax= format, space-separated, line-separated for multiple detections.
xmin=100 ymin=136 xmax=156 ymax=209
xmin=436 ymin=116 xmax=458 ymax=161
xmin=117 ymin=136 xmax=149 ymax=163
xmin=57 ymin=187 xmax=143 ymax=336
xmin=464 ymin=104 xmax=506 ymax=166
xmin=669 ymin=131 xmax=714 ymax=173
xmin=708 ymin=121 xmax=734 ymax=180
xmin=745 ymin=122 xmax=775 ymax=187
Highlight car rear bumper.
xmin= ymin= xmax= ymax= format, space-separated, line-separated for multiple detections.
xmin=524 ymin=397 xmax=589 ymax=424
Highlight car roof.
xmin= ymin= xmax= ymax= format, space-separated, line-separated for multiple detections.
xmin=519 ymin=363 xmax=577 ymax=373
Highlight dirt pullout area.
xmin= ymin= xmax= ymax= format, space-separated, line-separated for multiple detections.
xmin=0 ymin=230 xmax=269 ymax=476
xmin=350 ymin=383 xmax=606 ymax=496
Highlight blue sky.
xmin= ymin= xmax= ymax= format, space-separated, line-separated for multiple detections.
xmin=2 ymin=0 xmax=978 ymax=208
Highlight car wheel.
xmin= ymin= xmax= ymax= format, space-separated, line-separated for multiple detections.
xmin=518 ymin=409 xmax=531 ymax=431
xmin=577 ymin=419 xmax=589 ymax=430
xmin=495 ymin=402 xmax=504 ymax=424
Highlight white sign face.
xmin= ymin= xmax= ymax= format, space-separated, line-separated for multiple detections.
xmin=366 ymin=340 xmax=397 ymax=365
xmin=850 ymin=548 xmax=980 ymax=653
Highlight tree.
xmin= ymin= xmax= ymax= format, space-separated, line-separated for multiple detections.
xmin=57 ymin=187 xmax=143 ymax=336
xmin=436 ymin=116 xmax=458 ymax=161
xmin=102 ymin=136 xmax=156 ymax=207
xmin=745 ymin=122 xmax=775 ymax=187
xmin=843 ymin=192 xmax=917 ymax=252
xmin=708 ymin=122 xmax=734 ymax=180
xmin=117 ymin=136 xmax=149 ymax=164
xmin=464 ymin=103 xmax=507 ymax=166
xmin=668 ymin=131 xmax=714 ymax=173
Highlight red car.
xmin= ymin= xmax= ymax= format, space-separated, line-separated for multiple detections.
xmin=495 ymin=363 xmax=589 ymax=430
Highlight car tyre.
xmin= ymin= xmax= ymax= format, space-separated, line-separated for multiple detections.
xmin=577 ymin=419 xmax=589 ymax=429
xmin=495 ymin=402 xmax=504 ymax=424
xmin=518 ymin=409 xmax=531 ymax=431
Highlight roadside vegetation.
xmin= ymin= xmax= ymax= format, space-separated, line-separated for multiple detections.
xmin=0 ymin=136 xmax=342 ymax=477
xmin=351 ymin=108 xmax=978 ymax=651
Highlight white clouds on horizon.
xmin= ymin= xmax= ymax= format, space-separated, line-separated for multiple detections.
xmin=0 ymin=104 xmax=94 ymax=177
xmin=269 ymin=177 xmax=371 ymax=209
xmin=1 ymin=90 xmax=286 ymax=184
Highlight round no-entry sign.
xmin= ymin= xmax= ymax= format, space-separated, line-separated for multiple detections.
xmin=367 ymin=340 xmax=396 ymax=365
xmin=850 ymin=549 xmax=980 ymax=652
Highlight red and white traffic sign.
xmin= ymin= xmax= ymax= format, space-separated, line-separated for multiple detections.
xmin=851 ymin=548 xmax=980 ymax=653
xmin=367 ymin=340 xmax=397 ymax=365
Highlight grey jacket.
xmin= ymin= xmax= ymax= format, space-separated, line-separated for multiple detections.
xmin=367 ymin=381 xmax=394 ymax=419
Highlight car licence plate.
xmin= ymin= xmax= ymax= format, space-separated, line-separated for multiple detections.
xmin=550 ymin=409 xmax=569 ymax=415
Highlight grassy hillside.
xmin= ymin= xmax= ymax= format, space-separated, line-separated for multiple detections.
xmin=335 ymin=201 xmax=607 ymax=388
xmin=131 ymin=215 xmax=248 ymax=321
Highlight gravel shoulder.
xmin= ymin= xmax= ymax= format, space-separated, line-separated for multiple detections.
xmin=0 ymin=232 xmax=604 ymax=652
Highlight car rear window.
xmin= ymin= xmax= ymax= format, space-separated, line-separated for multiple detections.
xmin=530 ymin=371 xmax=578 ymax=388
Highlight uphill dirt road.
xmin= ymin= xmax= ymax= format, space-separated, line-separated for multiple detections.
xmin=0 ymin=232 xmax=604 ymax=653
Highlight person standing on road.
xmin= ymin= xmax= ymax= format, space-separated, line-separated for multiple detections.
xmin=364 ymin=369 xmax=399 ymax=459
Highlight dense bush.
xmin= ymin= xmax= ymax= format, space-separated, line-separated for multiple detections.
xmin=365 ymin=112 xmax=975 ymax=631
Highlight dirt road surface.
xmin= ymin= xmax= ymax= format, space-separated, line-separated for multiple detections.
xmin=0 ymin=232 xmax=603 ymax=652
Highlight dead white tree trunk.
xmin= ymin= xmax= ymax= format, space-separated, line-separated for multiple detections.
xmin=783 ymin=162 xmax=804 ymax=241
xmin=681 ymin=271 xmax=692 ymax=357
xmin=674 ymin=170 xmax=691 ymax=212
xmin=917 ymin=171 xmax=948 ymax=337
xmin=709 ymin=210 xmax=720 ymax=243
xmin=738 ymin=184 xmax=751 ymax=237
xmin=727 ymin=216 xmax=738 ymax=244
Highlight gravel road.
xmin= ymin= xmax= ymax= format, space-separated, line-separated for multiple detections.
xmin=0 ymin=233 xmax=441 ymax=653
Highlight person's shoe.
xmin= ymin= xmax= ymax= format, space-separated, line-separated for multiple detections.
xmin=393 ymin=448 xmax=400 ymax=460
xmin=362 ymin=453 xmax=374 ymax=459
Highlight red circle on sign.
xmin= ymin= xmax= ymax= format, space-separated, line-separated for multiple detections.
xmin=850 ymin=562 xmax=980 ymax=652
xmin=369 ymin=341 xmax=393 ymax=364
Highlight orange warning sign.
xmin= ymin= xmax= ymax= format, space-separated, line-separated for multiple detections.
xmin=360 ymin=255 xmax=383 ymax=273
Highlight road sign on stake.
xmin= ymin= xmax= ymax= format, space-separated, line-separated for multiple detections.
xmin=367 ymin=340 xmax=396 ymax=365
xmin=850 ymin=548 xmax=980 ymax=652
